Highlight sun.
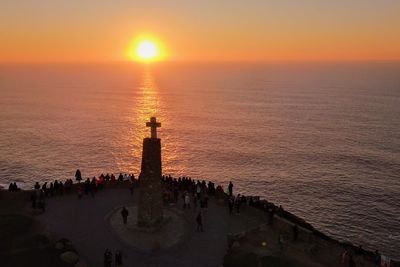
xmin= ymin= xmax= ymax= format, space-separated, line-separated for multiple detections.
xmin=127 ymin=35 xmax=166 ymax=62
xmin=136 ymin=40 xmax=158 ymax=61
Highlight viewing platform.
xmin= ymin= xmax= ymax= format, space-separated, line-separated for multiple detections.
xmin=1 ymin=179 xmax=397 ymax=267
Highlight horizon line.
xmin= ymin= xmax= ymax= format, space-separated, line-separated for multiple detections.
xmin=1 ymin=59 xmax=400 ymax=65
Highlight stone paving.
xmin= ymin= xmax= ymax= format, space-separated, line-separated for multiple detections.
xmin=38 ymin=188 xmax=267 ymax=267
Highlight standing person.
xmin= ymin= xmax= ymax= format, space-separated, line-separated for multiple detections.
xmin=278 ymin=232 xmax=285 ymax=252
xmin=75 ymin=169 xmax=82 ymax=183
xmin=30 ymin=192 xmax=37 ymax=208
xmin=235 ymin=194 xmax=241 ymax=214
xmin=228 ymin=181 xmax=233 ymax=197
xmin=103 ymin=249 xmax=108 ymax=267
xmin=129 ymin=183 xmax=134 ymax=196
xmin=341 ymin=249 xmax=349 ymax=266
xmin=196 ymin=182 xmax=201 ymax=199
xmin=204 ymin=194 xmax=209 ymax=209
xmin=38 ymin=198 xmax=46 ymax=213
xmin=77 ymin=185 xmax=83 ymax=199
xmin=59 ymin=181 xmax=64 ymax=195
xmin=193 ymin=194 xmax=198 ymax=211
xmin=90 ymin=177 xmax=97 ymax=197
xmin=84 ymin=178 xmax=90 ymax=195
xmin=228 ymin=197 xmax=234 ymax=215
xmin=268 ymin=208 xmax=274 ymax=225
xmin=104 ymin=249 xmax=112 ymax=267
xmin=196 ymin=211 xmax=204 ymax=232
xmin=49 ymin=182 xmax=54 ymax=196
xmin=34 ymin=182 xmax=40 ymax=190
xmin=42 ymin=182 xmax=48 ymax=196
xmin=121 ymin=207 xmax=129 ymax=224
xmin=374 ymin=250 xmax=381 ymax=266
xmin=184 ymin=192 xmax=191 ymax=209
xmin=115 ymin=250 xmax=123 ymax=266
xmin=38 ymin=191 xmax=46 ymax=213
xmin=173 ymin=187 xmax=179 ymax=203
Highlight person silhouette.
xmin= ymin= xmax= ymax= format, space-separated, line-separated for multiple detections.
xmin=196 ymin=211 xmax=204 ymax=232
xmin=115 ymin=250 xmax=123 ymax=266
xmin=228 ymin=181 xmax=233 ymax=196
xmin=75 ymin=169 xmax=82 ymax=183
xmin=104 ymin=249 xmax=112 ymax=267
xmin=121 ymin=207 xmax=129 ymax=224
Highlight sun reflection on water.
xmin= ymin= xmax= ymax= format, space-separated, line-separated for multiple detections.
xmin=134 ymin=66 xmax=161 ymax=141
xmin=120 ymin=65 xmax=178 ymax=175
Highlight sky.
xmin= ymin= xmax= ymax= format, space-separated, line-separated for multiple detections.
xmin=1 ymin=0 xmax=400 ymax=63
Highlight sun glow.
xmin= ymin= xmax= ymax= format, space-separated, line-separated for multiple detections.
xmin=128 ymin=36 xmax=165 ymax=62
xmin=137 ymin=41 xmax=157 ymax=60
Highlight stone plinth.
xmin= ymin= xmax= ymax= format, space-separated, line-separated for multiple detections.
xmin=137 ymin=138 xmax=163 ymax=227
xmin=109 ymin=206 xmax=186 ymax=252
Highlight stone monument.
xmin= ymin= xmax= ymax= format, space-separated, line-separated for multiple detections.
xmin=108 ymin=117 xmax=187 ymax=251
xmin=137 ymin=117 xmax=163 ymax=227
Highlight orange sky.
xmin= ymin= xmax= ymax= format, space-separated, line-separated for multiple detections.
xmin=1 ymin=0 xmax=400 ymax=63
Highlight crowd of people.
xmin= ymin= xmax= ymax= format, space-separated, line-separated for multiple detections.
xmin=20 ymin=169 xmax=137 ymax=215
xmin=104 ymin=249 xmax=123 ymax=266
xmin=30 ymin=186 xmax=47 ymax=213
xmin=15 ymin=169 xmax=246 ymax=227
xmin=79 ymin=172 xmax=136 ymax=184
xmin=25 ymin=170 xmax=137 ymax=202
xmin=159 ymin=175 xmax=248 ymax=234
xmin=74 ymin=172 xmax=136 ymax=198
xmin=161 ymin=175 xmax=225 ymax=206
xmin=228 ymin=194 xmax=246 ymax=215
xmin=8 ymin=182 xmax=20 ymax=191
xmin=160 ymin=176 xmax=250 ymax=220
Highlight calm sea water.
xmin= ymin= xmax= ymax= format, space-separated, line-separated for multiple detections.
xmin=0 ymin=62 xmax=399 ymax=258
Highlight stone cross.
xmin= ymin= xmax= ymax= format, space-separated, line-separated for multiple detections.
xmin=146 ymin=117 xmax=161 ymax=139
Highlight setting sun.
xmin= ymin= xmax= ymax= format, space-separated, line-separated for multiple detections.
xmin=136 ymin=41 xmax=158 ymax=61
xmin=127 ymin=36 xmax=166 ymax=63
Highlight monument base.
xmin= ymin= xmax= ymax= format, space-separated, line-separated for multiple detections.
xmin=137 ymin=138 xmax=163 ymax=228
xmin=108 ymin=206 xmax=187 ymax=252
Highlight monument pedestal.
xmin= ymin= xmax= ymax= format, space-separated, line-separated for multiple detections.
xmin=137 ymin=137 xmax=163 ymax=227
xmin=108 ymin=206 xmax=186 ymax=252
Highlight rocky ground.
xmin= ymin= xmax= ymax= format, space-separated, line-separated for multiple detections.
xmin=0 ymin=191 xmax=70 ymax=267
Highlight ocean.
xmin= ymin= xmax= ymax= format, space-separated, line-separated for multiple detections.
xmin=0 ymin=62 xmax=399 ymax=258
